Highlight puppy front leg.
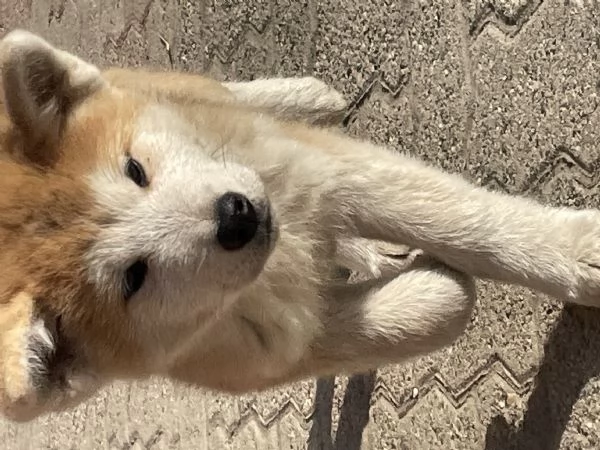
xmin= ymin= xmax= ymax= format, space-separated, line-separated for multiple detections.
xmin=334 ymin=150 xmax=600 ymax=306
xmin=104 ymin=69 xmax=347 ymax=125
xmin=222 ymin=77 xmax=347 ymax=126
xmin=302 ymin=264 xmax=475 ymax=377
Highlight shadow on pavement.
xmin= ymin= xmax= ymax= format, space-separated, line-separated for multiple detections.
xmin=308 ymin=371 xmax=376 ymax=450
xmin=485 ymin=305 xmax=600 ymax=450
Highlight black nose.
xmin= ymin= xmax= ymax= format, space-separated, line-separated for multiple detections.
xmin=216 ymin=192 xmax=258 ymax=251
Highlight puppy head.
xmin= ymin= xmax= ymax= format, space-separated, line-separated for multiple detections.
xmin=0 ymin=30 xmax=276 ymax=420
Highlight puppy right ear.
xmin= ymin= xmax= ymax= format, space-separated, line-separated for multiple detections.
xmin=0 ymin=30 xmax=106 ymax=165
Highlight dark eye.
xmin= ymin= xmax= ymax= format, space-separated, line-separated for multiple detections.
xmin=125 ymin=157 xmax=148 ymax=187
xmin=123 ymin=260 xmax=148 ymax=301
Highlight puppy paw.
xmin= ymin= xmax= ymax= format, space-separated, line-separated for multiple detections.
xmin=337 ymin=237 xmax=424 ymax=283
xmin=223 ymin=76 xmax=348 ymax=126
xmin=557 ymin=210 xmax=600 ymax=306
xmin=294 ymin=76 xmax=348 ymax=124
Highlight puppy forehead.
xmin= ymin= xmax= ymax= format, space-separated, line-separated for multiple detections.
xmin=55 ymin=89 xmax=140 ymax=172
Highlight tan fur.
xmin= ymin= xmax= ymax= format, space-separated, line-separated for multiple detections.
xmin=0 ymin=30 xmax=599 ymax=422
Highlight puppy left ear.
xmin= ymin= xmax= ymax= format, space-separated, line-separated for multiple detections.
xmin=0 ymin=291 xmax=52 ymax=421
xmin=0 ymin=30 xmax=106 ymax=164
xmin=0 ymin=291 xmax=102 ymax=422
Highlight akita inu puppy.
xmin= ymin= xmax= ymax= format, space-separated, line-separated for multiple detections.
xmin=1 ymin=30 xmax=600 ymax=423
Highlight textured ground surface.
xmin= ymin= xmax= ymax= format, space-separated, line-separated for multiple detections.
xmin=2 ymin=0 xmax=600 ymax=448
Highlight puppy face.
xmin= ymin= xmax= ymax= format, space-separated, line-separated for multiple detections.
xmin=0 ymin=30 xmax=276 ymax=421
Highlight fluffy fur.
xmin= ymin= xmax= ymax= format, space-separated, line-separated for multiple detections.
xmin=1 ymin=30 xmax=600 ymax=422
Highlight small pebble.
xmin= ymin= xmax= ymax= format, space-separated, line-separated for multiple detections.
xmin=412 ymin=387 xmax=419 ymax=399
xmin=506 ymin=393 xmax=519 ymax=407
